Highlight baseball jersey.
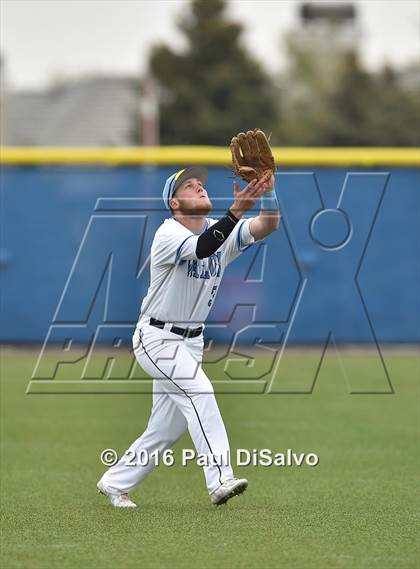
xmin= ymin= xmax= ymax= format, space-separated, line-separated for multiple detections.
xmin=139 ymin=217 xmax=256 ymax=327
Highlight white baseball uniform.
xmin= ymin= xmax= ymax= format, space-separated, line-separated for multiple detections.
xmin=100 ymin=215 xmax=256 ymax=495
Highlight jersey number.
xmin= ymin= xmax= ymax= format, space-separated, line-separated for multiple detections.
xmin=208 ymin=285 xmax=218 ymax=307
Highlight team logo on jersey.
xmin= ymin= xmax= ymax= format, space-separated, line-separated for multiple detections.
xmin=187 ymin=251 xmax=222 ymax=280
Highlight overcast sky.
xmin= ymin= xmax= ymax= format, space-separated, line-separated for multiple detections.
xmin=1 ymin=0 xmax=419 ymax=90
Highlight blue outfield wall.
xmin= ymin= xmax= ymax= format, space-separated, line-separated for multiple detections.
xmin=1 ymin=165 xmax=419 ymax=344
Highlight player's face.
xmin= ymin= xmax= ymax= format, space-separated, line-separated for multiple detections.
xmin=171 ymin=178 xmax=212 ymax=215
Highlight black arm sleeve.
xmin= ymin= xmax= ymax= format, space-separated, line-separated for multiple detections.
xmin=196 ymin=210 xmax=240 ymax=259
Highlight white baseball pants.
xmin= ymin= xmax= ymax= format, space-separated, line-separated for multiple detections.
xmin=100 ymin=321 xmax=234 ymax=495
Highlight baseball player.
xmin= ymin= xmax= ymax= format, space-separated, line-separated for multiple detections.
xmin=98 ymin=130 xmax=280 ymax=507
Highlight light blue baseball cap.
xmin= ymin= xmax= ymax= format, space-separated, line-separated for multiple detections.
xmin=162 ymin=166 xmax=208 ymax=210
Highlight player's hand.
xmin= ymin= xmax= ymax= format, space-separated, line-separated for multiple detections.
xmin=263 ymin=174 xmax=275 ymax=192
xmin=230 ymin=176 xmax=268 ymax=219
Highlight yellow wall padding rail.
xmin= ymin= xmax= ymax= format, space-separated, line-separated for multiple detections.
xmin=1 ymin=146 xmax=419 ymax=167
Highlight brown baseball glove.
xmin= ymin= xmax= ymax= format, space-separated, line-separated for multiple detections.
xmin=230 ymin=128 xmax=276 ymax=184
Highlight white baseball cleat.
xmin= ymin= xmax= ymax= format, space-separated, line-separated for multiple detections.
xmin=97 ymin=479 xmax=137 ymax=508
xmin=210 ymin=478 xmax=248 ymax=505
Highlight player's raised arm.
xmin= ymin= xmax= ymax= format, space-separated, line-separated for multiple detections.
xmin=247 ymin=174 xmax=280 ymax=240
xmin=196 ymin=176 xmax=268 ymax=259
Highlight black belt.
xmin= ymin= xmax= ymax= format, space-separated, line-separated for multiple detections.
xmin=149 ymin=318 xmax=203 ymax=339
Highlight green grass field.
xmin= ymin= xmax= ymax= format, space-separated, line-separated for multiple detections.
xmin=1 ymin=347 xmax=418 ymax=569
